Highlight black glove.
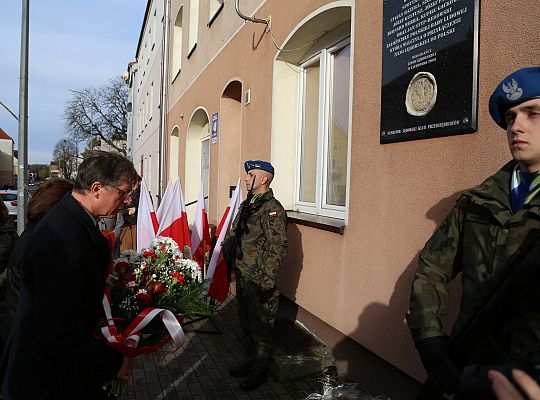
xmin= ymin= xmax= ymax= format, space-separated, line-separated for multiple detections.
xmin=258 ymin=287 xmax=276 ymax=304
xmin=417 ymin=336 xmax=460 ymax=394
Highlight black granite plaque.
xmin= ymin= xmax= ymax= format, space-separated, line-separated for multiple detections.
xmin=381 ymin=0 xmax=479 ymax=143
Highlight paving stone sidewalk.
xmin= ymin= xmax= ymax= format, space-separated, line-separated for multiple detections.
xmin=122 ymin=295 xmax=322 ymax=400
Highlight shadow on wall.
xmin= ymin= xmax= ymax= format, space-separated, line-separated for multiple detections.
xmin=278 ymin=223 xmax=304 ymax=303
xmin=332 ymin=190 xmax=465 ymax=400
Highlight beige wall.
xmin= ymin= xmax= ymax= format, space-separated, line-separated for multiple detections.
xmin=166 ymin=0 xmax=539 ymax=383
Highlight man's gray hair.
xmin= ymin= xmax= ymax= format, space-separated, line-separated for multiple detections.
xmin=73 ymin=150 xmax=138 ymax=192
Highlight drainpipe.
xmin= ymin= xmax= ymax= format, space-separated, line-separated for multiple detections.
xmin=158 ymin=0 xmax=171 ymax=205
xmin=235 ymin=0 xmax=269 ymax=25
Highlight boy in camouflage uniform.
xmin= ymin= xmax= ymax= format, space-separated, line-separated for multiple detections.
xmin=407 ymin=66 xmax=540 ymax=397
xmin=222 ymin=160 xmax=288 ymax=391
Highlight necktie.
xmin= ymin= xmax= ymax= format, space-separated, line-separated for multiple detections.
xmin=511 ymin=171 xmax=535 ymax=212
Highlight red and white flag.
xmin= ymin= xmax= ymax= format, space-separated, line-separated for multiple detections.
xmin=156 ymin=179 xmax=175 ymax=224
xmin=136 ymin=178 xmax=159 ymax=252
xmin=191 ymin=182 xmax=211 ymax=273
xmin=206 ymin=180 xmax=242 ymax=302
xmin=157 ymin=178 xmax=192 ymax=252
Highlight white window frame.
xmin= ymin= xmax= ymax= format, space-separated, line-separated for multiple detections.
xmin=294 ymin=37 xmax=351 ymax=219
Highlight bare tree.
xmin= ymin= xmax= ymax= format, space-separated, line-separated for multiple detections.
xmin=63 ymin=77 xmax=128 ymax=155
xmin=53 ymin=139 xmax=79 ymax=179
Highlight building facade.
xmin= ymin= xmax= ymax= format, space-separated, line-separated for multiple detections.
xmin=0 ymin=128 xmax=15 ymax=188
xmin=127 ymin=0 xmax=166 ymax=207
xmin=130 ymin=0 xmax=539 ymax=397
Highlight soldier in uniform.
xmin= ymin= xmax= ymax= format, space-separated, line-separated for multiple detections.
xmin=223 ymin=160 xmax=288 ymax=391
xmin=407 ymin=66 xmax=540 ymax=398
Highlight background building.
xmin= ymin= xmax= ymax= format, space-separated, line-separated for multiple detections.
xmin=126 ymin=0 xmax=166 ymax=207
xmin=129 ymin=1 xmax=539 ymax=397
xmin=0 ymin=128 xmax=15 ymax=188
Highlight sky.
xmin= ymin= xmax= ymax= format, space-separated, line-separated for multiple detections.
xmin=0 ymin=0 xmax=148 ymax=164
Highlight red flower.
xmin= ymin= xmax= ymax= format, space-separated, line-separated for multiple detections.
xmin=148 ymin=281 xmax=168 ymax=294
xmin=136 ymin=292 xmax=153 ymax=305
xmin=143 ymin=250 xmax=157 ymax=259
xmin=115 ymin=261 xmax=131 ymax=270
xmin=172 ymin=272 xmax=184 ymax=285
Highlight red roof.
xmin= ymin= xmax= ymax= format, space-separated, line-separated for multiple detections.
xmin=0 ymin=128 xmax=14 ymax=141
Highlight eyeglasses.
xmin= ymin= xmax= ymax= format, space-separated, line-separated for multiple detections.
xmin=110 ymin=186 xmax=134 ymax=200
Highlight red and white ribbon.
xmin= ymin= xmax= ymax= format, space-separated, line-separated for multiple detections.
xmin=101 ymin=292 xmax=185 ymax=356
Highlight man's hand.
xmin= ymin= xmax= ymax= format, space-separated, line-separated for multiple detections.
xmin=417 ymin=336 xmax=460 ymax=394
xmin=490 ymin=369 xmax=540 ymax=400
xmin=116 ymin=355 xmax=134 ymax=381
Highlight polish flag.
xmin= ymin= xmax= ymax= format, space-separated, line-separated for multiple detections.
xmin=156 ymin=178 xmax=192 ymax=253
xmin=191 ymin=182 xmax=211 ymax=273
xmin=156 ymin=179 xmax=175 ymax=224
xmin=136 ymin=178 xmax=159 ymax=252
xmin=206 ymin=180 xmax=242 ymax=302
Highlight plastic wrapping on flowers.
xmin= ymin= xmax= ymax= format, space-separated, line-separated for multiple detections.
xmin=305 ymin=368 xmax=391 ymax=400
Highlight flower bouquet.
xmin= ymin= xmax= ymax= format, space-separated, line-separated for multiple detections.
xmin=99 ymin=236 xmax=212 ymax=397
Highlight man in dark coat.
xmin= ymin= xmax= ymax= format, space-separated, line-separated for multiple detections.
xmin=2 ymin=151 xmax=138 ymax=399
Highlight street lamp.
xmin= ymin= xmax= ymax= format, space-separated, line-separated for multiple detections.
xmin=0 ymin=99 xmax=18 ymax=121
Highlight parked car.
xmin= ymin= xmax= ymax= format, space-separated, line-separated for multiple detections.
xmin=0 ymin=189 xmax=17 ymax=218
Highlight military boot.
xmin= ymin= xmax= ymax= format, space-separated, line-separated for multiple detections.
xmin=228 ymin=362 xmax=253 ymax=377
xmin=240 ymin=368 xmax=267 ymax=391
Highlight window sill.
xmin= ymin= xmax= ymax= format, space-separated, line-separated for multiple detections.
xmin=286 ymin=211 xmax=345 ymax=235
xmin=171 ymin=69 xmax=181 ymax=84
xmin=207 ymin=3 xmax=224 ymax=27
xmin=187 ymin=43 xmax=197 ymax=59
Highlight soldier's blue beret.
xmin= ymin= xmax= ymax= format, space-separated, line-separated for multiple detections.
xmin=244 ymin=160 xmax=275 ymax=176
xmin=489 ymin=66 xmax=540 ymax=129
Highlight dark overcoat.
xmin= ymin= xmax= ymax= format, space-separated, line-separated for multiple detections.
xmin=2 ymin=193 xmax=122 ymax=399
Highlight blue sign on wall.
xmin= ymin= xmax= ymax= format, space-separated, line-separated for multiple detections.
xmin=211 ymin=112 xmax=218 ymax=144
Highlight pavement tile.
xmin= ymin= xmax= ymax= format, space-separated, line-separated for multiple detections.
xmin=120 ymin=296 xmax=321 ymax=399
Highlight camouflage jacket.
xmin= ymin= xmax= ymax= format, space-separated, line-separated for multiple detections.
xmin=222 ymin=189 xmax=288 ymax=290
xmin=407 ymin=160 xmax=540 ymax=361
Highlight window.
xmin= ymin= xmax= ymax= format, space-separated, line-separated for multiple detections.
xmin=152 ymin=9 xmax=157 ymax=50
xmin=188 ymin=0 xmax=199 ymax=56
xmin=208 ymin=0 xmax=223 ymax=25
xmin=271 ymin=5 xmax=352 ymax=221
xmin=149 ymin=82 xmax=154 ymax=120
xmin=172 ymin=6 xmax=183 ymax=78
xmin=296 ymin=39 xmax=351 ymax=218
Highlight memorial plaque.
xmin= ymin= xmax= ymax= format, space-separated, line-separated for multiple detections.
xmin=381 ymin=0 xmax=480 ymax=143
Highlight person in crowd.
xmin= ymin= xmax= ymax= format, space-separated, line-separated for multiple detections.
xmin=1 ymin=178 xmax=73 ymax=346
xmin=119 ymin=175 xmax=141 ymax=252
xmin=0 ymin=201 xmax=17 ymax=353
xmin=2 ymin=151 xmax=138 ymax=399
xmin=490 ymin=369 xmax=540 ymax=400
xmin=406 ymin=66 xmax=540 ymax=398
xmin=98 ymin=211 xmax=124 ymax=259
xmin=222 ymin=160 xmax=288 ymax=391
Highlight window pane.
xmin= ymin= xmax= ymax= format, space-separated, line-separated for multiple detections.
xmin=300 ymin=61 xmax=320 ymax=203
xmin=326 ymin=44 xmax=350 ymax=207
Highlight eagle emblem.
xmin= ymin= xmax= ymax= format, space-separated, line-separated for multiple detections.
xmin=502 ymin=78 xmax=523 ymax=101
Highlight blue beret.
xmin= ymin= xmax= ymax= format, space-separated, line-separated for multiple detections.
xmin=489 ymin=66 xmax=540 ymax=129
xmin=244 ymin=160 xmax=275 ymax=175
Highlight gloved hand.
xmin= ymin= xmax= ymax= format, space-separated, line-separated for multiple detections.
xmin=417 ymin=336 xmax=460 ymax=394
xmin=258 ymin=287 xmax=276 ymax=304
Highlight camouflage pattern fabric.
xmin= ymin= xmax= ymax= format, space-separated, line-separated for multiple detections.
xmin=235 ymin=270 xmax=280 ymax=368
xmin=222 ymin=188 xmax=288 ymax=368
xmin=407 ymin=160 xmax=540 ymax=363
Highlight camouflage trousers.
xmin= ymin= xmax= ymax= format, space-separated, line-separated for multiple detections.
xmin=235 ymin=270 xmax=279 ymax=370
